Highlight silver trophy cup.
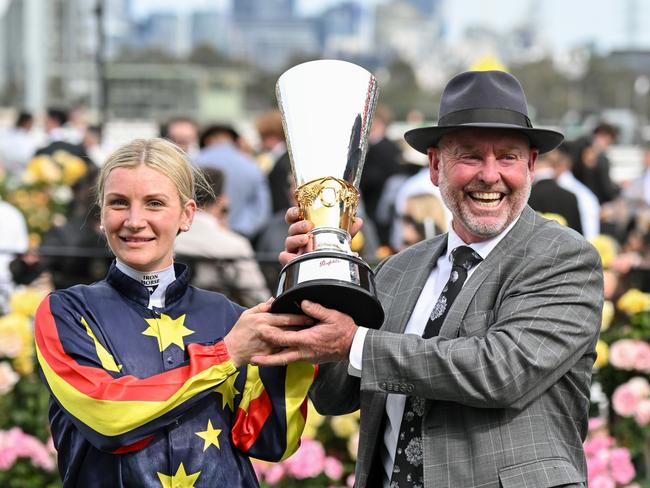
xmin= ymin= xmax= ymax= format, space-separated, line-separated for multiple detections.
xmin=270 ymin=59 xmax=385 ymax=328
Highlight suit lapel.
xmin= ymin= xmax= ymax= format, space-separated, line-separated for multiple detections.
xmin=438 ymin=206 xmax=540 ymax=338
xmin=384 ymin=236 xmax=447 ymax=334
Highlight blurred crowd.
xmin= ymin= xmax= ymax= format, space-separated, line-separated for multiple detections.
xmin=1 ymin=106 xmax=650 ymax=313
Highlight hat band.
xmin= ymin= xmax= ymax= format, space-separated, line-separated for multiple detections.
xmin=438 ymin=108 xmax=533 ymax=128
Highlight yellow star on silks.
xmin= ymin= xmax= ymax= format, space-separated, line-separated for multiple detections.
xmin=215 ymin=371 xmax=240 ymax=411
xmin=143 ymin=314 xmax=194 ymax=352
xmin=157 ymin=462 xmax=201 ymax=488
xmin=195 ymin=419 xmax=222 ymax=451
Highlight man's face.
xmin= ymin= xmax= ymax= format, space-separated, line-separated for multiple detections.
xmin=428 ymin=128 xmax=537 ymax=243
xmin=168 ymin=121 xmax=198 ymax=154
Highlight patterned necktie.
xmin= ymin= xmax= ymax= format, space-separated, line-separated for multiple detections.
xmin=390 ymin=245 xmax=482 ymax=487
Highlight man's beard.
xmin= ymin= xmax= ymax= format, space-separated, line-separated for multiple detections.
xmin=438 ymin=173 xmax=531 ymax=239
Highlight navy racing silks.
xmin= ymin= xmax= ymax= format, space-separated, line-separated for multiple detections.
xmin=35 ymin=262 xmax=316 ymax=487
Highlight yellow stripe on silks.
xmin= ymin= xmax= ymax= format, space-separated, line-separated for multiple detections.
xmin=80 ymin=316 xmax=122 ymax=373
xmin=237 ymin=365 xmax=265 ymax=413
xmin=36 ymin=342 xmax=237 ymax=437
xmin=281 ymin=362 xmax=315 ymax=460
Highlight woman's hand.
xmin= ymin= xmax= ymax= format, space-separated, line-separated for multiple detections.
xmin=278 ymin=206 xmax=364 ymax=267
xmin=223 ymin=300 xmax=313 ymax=367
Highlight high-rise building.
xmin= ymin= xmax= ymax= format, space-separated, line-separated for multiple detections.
xmin=232 ymin=0 xmax=296 ymax=21
xmin=191 ymin=10 xmax=231 ymax=55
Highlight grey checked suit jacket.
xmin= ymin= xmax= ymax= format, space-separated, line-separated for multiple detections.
xmin=310 ymin=206 xmax=603 ymax=488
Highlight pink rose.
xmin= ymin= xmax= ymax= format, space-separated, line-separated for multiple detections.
xmin=627 ymin=376 xmax=650 ymax=397
xmin=283 ymin=438 xmax=326 ymax=479
xmin=610 ymin=340 xmax=637 ymax=369
xmin=633 ymin=342 xmax=650 ymax=372
xmin=587 ymin=455 xmax=608 ymax=479
xmin=588 ymin=417 xmax=606 ymax=432
xmin=613 ymin=383 xmax=642 ymax=417
xmin=634 ymin=399 xmax=650 ymax=426
xmin=264 ymin=463 xmax=286 ymax=485
xmin=346 ymin=473 xmax=356 ymax=487
xmin=323 ymin=456 xmax=343 ymax=480
xmin=584 ymin=434 xmax=615 ymax=456
xmin=0 ymin=431 xmax=18 ymax=470
xmin=590 ymin=474 xmax=616 ymax=488
xmin=610 ymin=448 xmax=636 ymax=484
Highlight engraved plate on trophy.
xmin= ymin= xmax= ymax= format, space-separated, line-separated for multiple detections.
xmin=270 ymin=59 xmax=385 ymax=328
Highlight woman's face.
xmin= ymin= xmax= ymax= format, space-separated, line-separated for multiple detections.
xmin=101 ymin=164 xmax=195 ymax=272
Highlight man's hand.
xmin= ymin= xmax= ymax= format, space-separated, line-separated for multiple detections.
xmin=251 ymin=300 xmax=358 ymax=366
xmin=223 ymin=300 xmax=314 ymax=367
xmin=279 ymin=206 xmax=364 ymax=266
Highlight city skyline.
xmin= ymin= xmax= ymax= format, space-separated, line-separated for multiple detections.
xmin=134 ymin=0 xmax=650 ymax=54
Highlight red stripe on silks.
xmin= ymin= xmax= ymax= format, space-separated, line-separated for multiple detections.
xmin=111 ymin=435 xmax=154 ymax=454
xmin=231 ymin=390 xmax=273 ymax=452
xmin=35 ymin=296 xmax=231 ymax=402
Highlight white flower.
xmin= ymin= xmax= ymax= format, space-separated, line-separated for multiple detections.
xmin=0 ymin=362 xmax=20 ymax=395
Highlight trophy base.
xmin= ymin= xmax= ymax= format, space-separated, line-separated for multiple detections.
xmin=271 ymin=252 xmax=384 ymax=329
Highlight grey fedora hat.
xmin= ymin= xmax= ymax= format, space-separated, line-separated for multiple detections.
xmin=404 ymin=70 xmax=564 ymax=154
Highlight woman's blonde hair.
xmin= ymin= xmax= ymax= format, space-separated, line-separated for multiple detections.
xmin=404 ymin=193 xmax=448 ymax=236
xmin=97 ymin=138 xmax=210 ymax=206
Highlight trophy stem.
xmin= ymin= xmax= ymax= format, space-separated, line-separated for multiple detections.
xmin=311 ymin=227 xmax=351 ymax=253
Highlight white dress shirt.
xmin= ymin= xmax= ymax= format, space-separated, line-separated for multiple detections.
xmin=348 ymin=217 xmax=519 ymax=487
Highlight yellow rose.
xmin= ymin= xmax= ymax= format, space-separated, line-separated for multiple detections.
xmin=594 ymin=340 xmax=609 ymax=369
xmin=10 ymin=288 xmax=46 ymax=317
xmin=330 ymin=414 xmax=359 ymax=439
xmin=540 ymin=213 xmax=568 ymax=227
xmin=617 ymin=288 xmax=650 ymax=315
xmin=601 ymin=301 xmax=614 ymax=331
xmin=13 ymin=350 xmax=34 ymax=376
xmin=55 ymin=150 xmax=87 ymax=185
xmin=0 ymin=313 xmax=33 ymax=360
xmin=590 ymin=235 xmax=618 ymax=269
xmin=303 ymin=401 xmax=326 ymax=439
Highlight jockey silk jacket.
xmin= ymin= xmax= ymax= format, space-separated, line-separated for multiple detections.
xmin=35 ymin=263 xmax=315 ymax=487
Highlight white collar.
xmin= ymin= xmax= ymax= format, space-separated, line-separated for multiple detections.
xmin=446 ymin=214 xmax=520 ymax=262
xmin=116 ymin=260 xmax=176 ymax=309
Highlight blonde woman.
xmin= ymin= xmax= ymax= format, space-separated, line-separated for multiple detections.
xmin=35 ymin=138 xmax=315 ymax=487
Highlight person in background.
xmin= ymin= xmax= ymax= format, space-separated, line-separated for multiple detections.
xmin=259 ymin=70 xmax=603 ymax=488
xmin=34 ymin=138 xmax=315 ymax=487
xmin=0 ymin=111 xmax=39 ymax=176
xmin=552 ymin=143 xmax=600 ymax=240
xmin=0 ymin=196 xmax=29 ymax=312
xmin=360 ymin=105 xmax=402 ymax=243
xmin=528 ymin=150 xmax=583 ymax=233
xmin=37 ymin=108 xmax=92 ymax=166
xmin=195 ymin=124 xmax=271 ymax=241
xmin=256 ymin=110 xmax=292 ymax=214
xmin=175 ymin=167 xmax=271 ymax=307
xmin=160 ymin=116 xmax=200 ymax=158
xmin=571 ymin=122 xmax=620 ymax=204
xmin=399 ymin=193 xmax=448 ymax=249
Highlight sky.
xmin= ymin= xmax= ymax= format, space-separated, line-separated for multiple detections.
xmin=132 ymin=0 xmax=650 ymax=54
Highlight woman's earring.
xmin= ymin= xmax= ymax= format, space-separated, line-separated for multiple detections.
xmin=181 ymin=225 xmax=189 ymax=232
xmin=99 ymin=224 xmax=104 ymax=232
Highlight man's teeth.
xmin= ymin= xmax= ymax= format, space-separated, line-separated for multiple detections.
xmin=470 ymin=192 xmax=502 ymax=206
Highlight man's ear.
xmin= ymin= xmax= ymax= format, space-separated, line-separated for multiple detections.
xmin=427 ymin=148 xmax=441 ymax=187
xmin=528 ymin=148 xmax=539 ymax=181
